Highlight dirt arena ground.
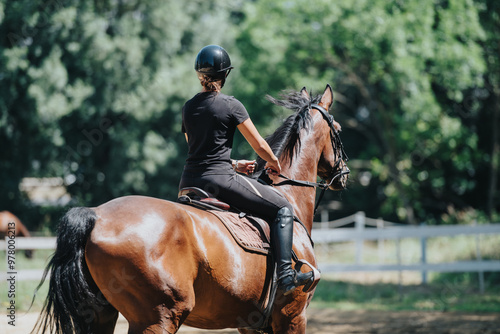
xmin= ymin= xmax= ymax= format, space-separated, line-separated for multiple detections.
xmin=4 ymin=308 xmax=500 ymax=333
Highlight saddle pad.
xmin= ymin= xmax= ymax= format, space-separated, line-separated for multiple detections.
xmin=208 ymin=210 xmax=271 ymax=255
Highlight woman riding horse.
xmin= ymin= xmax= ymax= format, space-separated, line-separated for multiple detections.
xmin=32 ymin=53 xmax=349 ymax=333
xmin=179 ymin=45 xmax=313 ymax=295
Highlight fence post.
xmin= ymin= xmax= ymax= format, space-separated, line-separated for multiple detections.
xmin=354 ymin=211 xmax=365 ymax=264
xmin=321 ymin=209 xmax=329 ymax=230
xmin=420 ymin=222 xmax=427 ymax=285
xmin=396 ymin=237 xmax=403 ymax=300
xmin=3 ymin=237 xmax=6 ymax=280
xmin=377 ymin=218 xmax=385 ymax=263
xmin=321 ymin=210 xmax=329 ymax=257
xmin=474 ymin=220 xmax=485 ymax=294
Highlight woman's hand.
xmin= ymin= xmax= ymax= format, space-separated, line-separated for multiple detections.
xmin=234 ymin=160 xmax=257 ymax=175
xmin=265 ymin=160 xmax=281 ymax=176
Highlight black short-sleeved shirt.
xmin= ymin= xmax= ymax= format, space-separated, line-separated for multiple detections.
xmin=182 ymin=92 xmax=249 ymax=175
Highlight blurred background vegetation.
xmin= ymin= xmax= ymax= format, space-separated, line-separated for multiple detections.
xmin=1 ymin=0 xmax=499 ymax=232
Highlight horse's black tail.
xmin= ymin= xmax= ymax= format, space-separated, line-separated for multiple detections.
xmin=32 ymin=207 xmax=109 ymax=334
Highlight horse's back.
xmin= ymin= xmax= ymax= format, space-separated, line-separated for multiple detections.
xmin=0 ymin=211 xmax=30 ymax=238
xmin=91 ymin=195 xmax=189 ymax=243
xmin=90 ymin=195 xmax=224 ymax=260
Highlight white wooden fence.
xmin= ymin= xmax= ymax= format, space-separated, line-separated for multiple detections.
xmin=313 ymin=211 xmax=500 ymax=292
xmin=1 ymin=237 xmax=55 ymax=281
xmin=2 ymin=212 xmax=500 ymax=290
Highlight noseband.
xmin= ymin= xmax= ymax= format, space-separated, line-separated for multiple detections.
xmin=272 ymin=103 xmax=350 ymax=216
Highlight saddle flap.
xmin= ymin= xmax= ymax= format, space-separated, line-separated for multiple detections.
xmin=208 ymin=211 xmax=271 ymax=255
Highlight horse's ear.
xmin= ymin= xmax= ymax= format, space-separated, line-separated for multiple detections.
xmin=300 ymin=87 xmax=309 ymax=99
xmin=320 ymin=84 xmax=334 ymax=110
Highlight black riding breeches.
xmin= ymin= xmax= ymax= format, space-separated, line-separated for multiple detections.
xmin=179 ymin=173 xmax=293 ymax=221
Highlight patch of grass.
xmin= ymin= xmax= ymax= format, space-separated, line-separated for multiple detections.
xmin=16 ymin=249 xmax=54 ymax=269
xmin=0 ymin=279 xmax=50 ymax=313
xmin=311 ymin=278 xmax=500 ymax=312
xmin=431 ymin=270 xmax=500 ymax=286
xmin=1 ymin=249 xmax=53 ymax=313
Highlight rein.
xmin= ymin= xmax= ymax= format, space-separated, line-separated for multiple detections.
xmin=272 ymin=104 xmax=349 ymax=216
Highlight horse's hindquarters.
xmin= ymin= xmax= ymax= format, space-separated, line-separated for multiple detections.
xmin=86 ymin=196 xmax=199 ymax=332
xmin=85 ymin=196 xmax=271 ymax=332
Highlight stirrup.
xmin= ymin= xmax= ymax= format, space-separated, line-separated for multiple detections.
xmin=278 ymin=260 xmax=321 ymax=295
xmin=295 ymin=259 xmax=321 ymax=293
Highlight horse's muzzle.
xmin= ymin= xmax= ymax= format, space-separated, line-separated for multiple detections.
xmin=329 ymin=166 xmax=350 ymax=190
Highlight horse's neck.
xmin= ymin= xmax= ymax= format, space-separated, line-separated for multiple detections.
xmin=278 ymin=132 xmax=320 ymax=232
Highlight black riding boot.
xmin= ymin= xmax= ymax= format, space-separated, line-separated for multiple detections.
xmin=272 ymin=207 xmax=313 ymax=295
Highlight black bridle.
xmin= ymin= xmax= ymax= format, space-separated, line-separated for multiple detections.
xmin=271 ymin=104 xmax=350 ymax=216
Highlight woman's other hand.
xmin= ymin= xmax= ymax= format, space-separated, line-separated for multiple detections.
xmin=235 ymin=160 xmax=257 ymax=175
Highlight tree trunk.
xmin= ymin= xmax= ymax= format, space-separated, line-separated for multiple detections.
xmin=487 ymin=83 xmax=499 ymax=218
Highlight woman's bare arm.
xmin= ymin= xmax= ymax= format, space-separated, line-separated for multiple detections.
xmin=237 ymin=118 xmax=281 ymax=175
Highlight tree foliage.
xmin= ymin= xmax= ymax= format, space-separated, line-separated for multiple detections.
xmin=0 ymin=0 xmax=239 ymax=227
xmin=236 ymin=0 xmax=498 ymax=224
xmin=0 ymin=0 xmax=498 ymax=229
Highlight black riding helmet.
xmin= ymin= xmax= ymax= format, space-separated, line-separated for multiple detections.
xmin=195 ymin=45 xmax=233 ymax=80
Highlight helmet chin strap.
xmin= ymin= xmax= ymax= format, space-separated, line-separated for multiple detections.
xmin=214 ymin=69 xmax=231 ymax=88
xmin=219 ymin=68 xmax=231 ymax=85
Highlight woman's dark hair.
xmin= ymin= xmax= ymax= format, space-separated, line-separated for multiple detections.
xmin=198 ymin=73 xmax=224 ymax=92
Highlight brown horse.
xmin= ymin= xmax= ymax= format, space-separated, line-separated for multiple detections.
xmin=0 ymin=210 xmax=33 ymax=258
xmin=33 ymin=85 xmax=349 ymax=334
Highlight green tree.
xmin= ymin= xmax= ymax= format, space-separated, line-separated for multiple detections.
xmin=1 ymin=0 xmax=497 ymax=230
xmin=0 ymin=0 xmax=241 ymax=229
xmin=237 ymin=0 xmax=490 ymax=224
xmin=474 ymin=0 xmax=500 ymax=219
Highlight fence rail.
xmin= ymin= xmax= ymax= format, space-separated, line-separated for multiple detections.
xmin=313 ymin=211 xmax=500 ymax=291
xmin=1 ymin=237 xmax=55 ymax=282
xmin=313 ymin=221 xmax=500 ymax=243
xmin=2 ymin=212 xmax=500 ymax=288
xmin=0 ymin=237 xmax=56 ymax=250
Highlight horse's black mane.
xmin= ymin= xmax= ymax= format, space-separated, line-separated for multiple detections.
xmin=255 ymin=90 xmax=323 ymax=171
